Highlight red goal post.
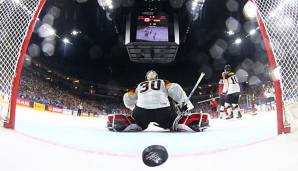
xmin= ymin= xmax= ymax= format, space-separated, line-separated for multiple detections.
xmin=254 ymin=0 xmax=298 ymax=134
xmin=0 ymin=0 xmax=46 ymax=128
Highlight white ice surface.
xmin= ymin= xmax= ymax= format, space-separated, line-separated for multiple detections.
xmin=0 ymin=106 xmax=298 ymax=171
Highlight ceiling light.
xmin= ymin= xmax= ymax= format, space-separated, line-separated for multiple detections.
xmin=227 ymin=30 xmax=235 ymax=35
xmin=62 ymin=38 xmax=71 ymax=44
xmin=243 ymin=1 xmax=257 ymax=19
xmin=71 ymin=30 xmax=79 ymax=36
xmin=234 ymin=38 xmax=242 ymax=44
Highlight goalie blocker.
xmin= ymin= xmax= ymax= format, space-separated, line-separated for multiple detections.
xmin=107 ymin=113 xmax=209 ymax=132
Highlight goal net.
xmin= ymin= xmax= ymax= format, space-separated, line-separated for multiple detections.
xmin=255 ymin=0 xmax=298 ymax=133
xmin=0 ymin=0 xmax=297 ymax=134
xmin=0 ymin=0 xmax=45 ymax=128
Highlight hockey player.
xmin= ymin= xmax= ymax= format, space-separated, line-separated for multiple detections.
xmin=209 ymin=95 xmax=218 ymax=118
xmin=222 ymin=65 xmax=242 ymax=119
xmin=218 ymin=79 xmax=227 ymax=119
xmin=107 ymin=70 xmax=209 ymax=132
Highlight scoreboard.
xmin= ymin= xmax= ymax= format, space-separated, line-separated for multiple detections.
xmin=125 ymin=11 xmax=179 ymax=63
xmin=136 ymin=14 xmax=169 ymax=42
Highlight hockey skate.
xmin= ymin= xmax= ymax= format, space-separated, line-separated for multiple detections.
xmin=226 ymin=113 xmax=233 ymax=120
xmin=236 ymin=112 xmax=242 ymax=119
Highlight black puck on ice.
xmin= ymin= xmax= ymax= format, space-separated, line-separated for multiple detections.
xmin=142 ymin=145 xmax=168 ymax=167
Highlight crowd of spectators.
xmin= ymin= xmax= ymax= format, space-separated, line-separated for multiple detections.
xmin=18 ymin=72 xmax=130 ymax=115
xmin=18 ymin=67 xmax=276 ymax=116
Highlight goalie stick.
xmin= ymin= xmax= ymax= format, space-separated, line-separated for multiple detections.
xmin=187 ymin=72 xmax=206 ymax=102
xmin=175 ymin=72 xmax=206 ymax=114
xmin=172 ymin=72 xmax=205 ymax=130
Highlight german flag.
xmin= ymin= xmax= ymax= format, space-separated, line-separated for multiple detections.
xmin=127 ymin=89 xmax=136 ymax=95
xmin=164 ymin=80 xmax=172 ymax=89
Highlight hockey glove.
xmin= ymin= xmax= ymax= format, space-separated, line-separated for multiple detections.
xmin=222 ymin=72 xmax=227 ymax=79
xmin=178 ymin=102 xmax=188 ymax=113
xmin=221 ymin=91 xmax=227 ymax=96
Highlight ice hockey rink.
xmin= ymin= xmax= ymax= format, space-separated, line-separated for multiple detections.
xmin=1 ymin=106 xmax=298 ymax=171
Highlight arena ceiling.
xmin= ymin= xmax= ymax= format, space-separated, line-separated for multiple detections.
xmin=26 ymin=0 xmax=269 ymax=88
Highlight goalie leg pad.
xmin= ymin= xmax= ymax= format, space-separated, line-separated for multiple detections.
xmin=107 ymin=114 xmax=142 ymax=132
xmin=174 ymin=113 xmax=209 ymax=132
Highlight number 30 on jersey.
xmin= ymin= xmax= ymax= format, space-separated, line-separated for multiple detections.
xmin=140 ymin=80 xmax=161 ymax=93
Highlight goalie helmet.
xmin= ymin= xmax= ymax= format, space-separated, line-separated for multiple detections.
xmin=224 ymin=64 xmax=232 ymax=72
xmin=145 ymin=70 xmax=158 ymax=81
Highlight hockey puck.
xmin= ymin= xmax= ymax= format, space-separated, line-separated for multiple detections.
xmin=142 ymin=145 xmax=168 ymax=167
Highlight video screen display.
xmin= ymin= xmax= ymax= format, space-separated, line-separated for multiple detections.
xmin=136 ymin=15 xmax=169 ymax=42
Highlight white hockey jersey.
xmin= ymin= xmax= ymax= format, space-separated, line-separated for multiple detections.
xmin=123 ymin=79 xmax=194 ymax=110
xmin=225 ymin=72 xmax=240 ymax=94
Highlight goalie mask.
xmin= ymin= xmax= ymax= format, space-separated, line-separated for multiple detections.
xmin=145 ymin=70 xmax=158 ymax=81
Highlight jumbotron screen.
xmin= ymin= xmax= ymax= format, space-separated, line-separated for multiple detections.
xmin=136 ymin=15 xmax=169 ymax=42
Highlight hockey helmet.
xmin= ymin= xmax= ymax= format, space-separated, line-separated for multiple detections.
xmin=145 ymin=70 xmax=158 ymax=81
xmin=224 ymin=64 xmax=232 ymax=72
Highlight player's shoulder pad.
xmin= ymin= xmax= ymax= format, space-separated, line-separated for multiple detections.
xmin=139 ymin=80 xmax=149 ymax=85
xmin=227 ymin=72 xmax=235 ymax=77
xmin=163 ymin=80 xmax=173 ymax=88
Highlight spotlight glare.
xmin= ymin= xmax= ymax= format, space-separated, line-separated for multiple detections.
xmin=272 ymin=66 xmax=281 ymax=81
xmin=249 ymin=29 xmax=256 ymax=35
xmin=243 ymin=1 xmax=257 ymax=19
xmin=71 ymin=30 xmax=79 ymax=36
xmin=234 ymin=38 xmax=242 ymax=44
xmin=192 ymin=1 xmax=198 ymax=7
xmin=63 ymin=38 xmax=70 ymax=44
xmin=48 ymin=29 xmax=56 ymax=36
xmin=98 ymin=0 xmax=113 ymax=9
xmin=227 ymin=30 xmax=235 ymax=35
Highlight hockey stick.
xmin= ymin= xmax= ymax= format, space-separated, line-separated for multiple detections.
xmin=179 ymin=72 xmax=205 ymax=112
xmin=172 ymin=72 xmax=205 ymax=130
xmin=175 ymin=72 xmax=205 ymax=113
xmin=197 ymin=96 xmax=219 ymax=104
xmin=187 ymin=72 xmax=206 ymax=101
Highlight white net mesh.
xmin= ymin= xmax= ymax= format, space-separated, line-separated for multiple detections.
xmin=255 ymin=0 xmax=298 ymax=129
xmin=0 ymin=0 xmax=41 ymax=125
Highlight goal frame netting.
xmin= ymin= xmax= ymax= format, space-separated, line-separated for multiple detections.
xmin=0 ymin=0 xmax=46 ymax=128
xmin=254 ymin=0 xmax=298 ymax=134
xmin=257 ymin=17 xmax=290 ymax=134
xmin=0 ymin=0 xmax=297 ymax=135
